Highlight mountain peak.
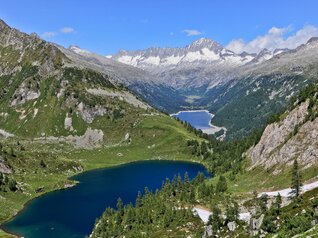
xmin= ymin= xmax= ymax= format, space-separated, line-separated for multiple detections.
xmin=192 ymin=37 xmax=216 ymax=45
xmin=258 ymin=48 xmax=271 ymax=54
xmin=0 ymin=19 xmax=10 ymax=29
xmin=69 ymin=45 xmax=81 ymax=50
xmin=69 ymin=45 xmax=91 ymax=55
xmin=307 ymin=37 xmax=318 ymax=44
xmin=189 ymin=37 xmax=223 ymax=51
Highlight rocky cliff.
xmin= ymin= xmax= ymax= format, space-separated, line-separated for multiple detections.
xmin=248 ymin=99 xmax=318 ymax=173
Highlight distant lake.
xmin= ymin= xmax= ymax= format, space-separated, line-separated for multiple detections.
xmin=2 ymin=160 xmax=209 ymax=238
xmin=171 ymin=110 xmax=219 ymax=134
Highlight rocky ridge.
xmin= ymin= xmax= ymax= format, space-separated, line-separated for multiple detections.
xmin=0 ymin=19 xmax=153 ymax=147
xmin=248 ymin=99 xmax=318 ymax=172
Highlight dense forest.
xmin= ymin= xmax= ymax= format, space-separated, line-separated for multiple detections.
xmin=91 ymin=172 xmax=247 ymax=237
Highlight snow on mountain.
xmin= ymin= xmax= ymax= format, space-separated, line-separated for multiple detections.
xmin=108 ymin=38 xmax=292 ymax=90
xmin=110 ymin=38 xmax=257 ymax=71
xmin=68 ymin=45 xmax=95 ymax=57
xmin=68 ymin=37 xmax=300 ymax=93
xmin=247 ymin=48 xmax=289 ymax=65
xmin=110 ymin=38 xmax=292 ymax=72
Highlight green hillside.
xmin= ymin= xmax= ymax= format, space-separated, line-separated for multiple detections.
xmin=0 ymin=20 xmax=204 ymax=237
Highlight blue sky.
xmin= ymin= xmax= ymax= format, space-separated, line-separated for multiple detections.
xmin=1 ymin=0 xmax=318 ymax=54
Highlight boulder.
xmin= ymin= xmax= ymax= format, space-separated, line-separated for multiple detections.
xmin=250 ymin=214 xmax=264 ymax=236
xmin=227 ymin=221 xmax=236 ymax=231
xmin=0 ymin=158 xmax=12 ymax=174
xmin=202 ymin=225 xmax=213 ymax=238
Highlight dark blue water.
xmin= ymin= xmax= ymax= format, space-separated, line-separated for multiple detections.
xmin=172 ymin=110 xmax=214 ymax=130
xmin=2 ymin=160 xmax=209 ymax=238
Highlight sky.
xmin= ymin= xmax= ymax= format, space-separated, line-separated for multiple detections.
xmin=1 ymin=0 xmax=318 ymax=55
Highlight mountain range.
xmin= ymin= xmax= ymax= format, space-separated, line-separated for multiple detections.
xmin=71 ymin=36 xmax=318 ymax=138
xmin=109 ymin=37 xmax=289 ymax=89
xmin=2 ymin=17 xmax=318 ymax=140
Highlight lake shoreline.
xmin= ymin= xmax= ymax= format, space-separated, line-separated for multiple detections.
xmin=170 ymin=109 xmax=214 ymax=117
xmin=171 ymin=110 xmax=227 ymax=137
xmin=0 ymin=158 xmax=207 ymax=238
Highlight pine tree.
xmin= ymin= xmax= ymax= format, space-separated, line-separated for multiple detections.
xmin=116 ymin=198 xmax=124 ymax=212
xmin=209 ymin=205 xmax=223 ymax=232
xmin=136 ymin=191 xmax=143 ymax=207
xmin=290 ymin=159 xmax=302 ymax=198
xmin=216 ymin=175 xmax=228 ymax=193
xmin=259 ymin=194 xmax=268 ymax=212
xmin=272 ymin=193 xmax=282 ymax=215
xmin=184 ymin=172 xmax=189 ymax=186
xmin=226 ymin=201 xmax=239 ymax=222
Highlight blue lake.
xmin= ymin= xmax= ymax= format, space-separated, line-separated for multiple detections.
xmin=172 ymin=110 xmax=214 ymax=130
xmin=2 ymin=160 xmax=209 ymax=238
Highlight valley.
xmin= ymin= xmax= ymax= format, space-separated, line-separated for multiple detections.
xmin=0 ymin=7 xmax=318 ymax=238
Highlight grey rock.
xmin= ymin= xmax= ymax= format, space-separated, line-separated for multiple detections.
xmin=247 ymin=100 xmax=315 ymax=171
xmin=202 ymin=225 xmax=213 ymax=238
xmin=250 ymin=214 xmax=265 ymax=236
xmin=76 ymin=102 xmax=107 ymax=124
xmin=227 ymin=221 xmax=236 ymax=231
xmin=0 ymin=159 xmax=12 ymax=174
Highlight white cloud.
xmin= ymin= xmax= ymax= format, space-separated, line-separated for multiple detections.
xmin=226 ymin=25 xmax=318 ymax=53
xmin=60 ymin=27 xmax=75 ymax=34
xmin=42 ymin=27 xmax=75 ymax=38
xmin=42 ymin=31 xmax=57 ymax=38
xmin=183 ymin=29 xmax=202 ymax=36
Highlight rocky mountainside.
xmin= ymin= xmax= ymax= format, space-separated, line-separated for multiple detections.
xmin=202 ymin=37 xmax=318 ymax=139
xmin=65 ymin=45 xmax=187 ymax=112
xmin=0 ymin=19 xmax=154 ymax=146
xmin=108 ymin=37 xmax=318 ymax=139
xmin=66 ymin=34 xmax=318 ymax=140
xmin=3 ymin=17 xmax=318 ymax=141
xmin=248 ymin=84 xmax=318 ymax=172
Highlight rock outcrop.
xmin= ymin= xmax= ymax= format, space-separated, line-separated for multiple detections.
xmin=77 ymin=102 xmax=107 ymax=124
xmin=249 ymin=214 xmax=264 ymax=236
xmin=86 ymin=88 xmax=149 ymax=110
xmin=67 ymin=128 xmax=104 ymax=149
xmin=0 ymin=158 xmax=12 ymax=174
xmin=37 ymin=128 xmax=104 ymax=149
xmin=248 ymin=100 xmax=318 ymax=172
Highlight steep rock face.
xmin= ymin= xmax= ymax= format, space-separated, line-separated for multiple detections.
xmin=247 ymin=100 xmax=318 ymax=171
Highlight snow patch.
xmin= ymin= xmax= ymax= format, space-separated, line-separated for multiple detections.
xmin=0 ymin=129 xmax=14 ymax=138
xmin=258 ymin=180 xmax=318 ymax=197
xmin=192 ymin=207 xmax=211 ymax=224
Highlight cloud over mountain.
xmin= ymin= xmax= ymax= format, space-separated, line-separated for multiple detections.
xmin=227 ymin=25 xmax=318 ymax=53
